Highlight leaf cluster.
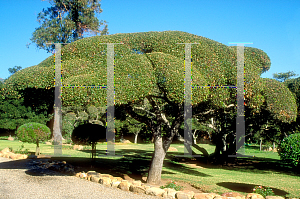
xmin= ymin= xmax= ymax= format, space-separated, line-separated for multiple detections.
xmin=7 ymin=31 xmax=274 ymax=111
xmin=29 ymin=0 xmax=108 ymax=53
xmin=16 ymin=122 xmax=51 ymax=144
xmin=71 ymin=122 xmax=106 ymax=145
xmin=278 ymin=133 xmax=300 ymax=168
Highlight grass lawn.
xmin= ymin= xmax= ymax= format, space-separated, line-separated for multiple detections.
xmin=0 ymin=136 xmax=299 ymax=198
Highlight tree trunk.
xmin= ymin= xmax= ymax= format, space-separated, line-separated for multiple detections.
xmin=146 ymin=114 xmax=181 ymax=185
xmin=222 ymin=134 xmax=227 ymax=152
xmin=193 ymin=130 xmax=197 ymax=144
xmin=134 ymin=129 xmax=140 ymax=144
xmin=91 ymin=142 xmax=96 ymax=160
xmin=35 ymin=140 xmax=40 ymax=156
xmin=273 ymin=142 xmax=275 ymax=150
xmin=260 ymin=138 xmax=262 ymax=151
xmin=123 ymin=101 xmax=183 ymax=185
xmin=147 ymin=135 xmax=166 ymax=185
xmin=134 ymin=133 xmax=138 ymax=144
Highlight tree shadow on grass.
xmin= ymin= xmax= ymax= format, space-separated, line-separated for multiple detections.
xmin=57 ymin=148 xmax=211 ymax=181
xmin=216 ymin=182 xmax=289 ymax=197
xmin=167 ymin=144 xmax=300 ymax=178
xmin=188 ymin=156 xmax=300 ymax=178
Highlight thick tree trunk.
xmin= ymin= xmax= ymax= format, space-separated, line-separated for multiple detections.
xmin=147 ymin=136 xmax=166 ymax=185
xmin=123 ymin=101 xmax=183 ymax=185
xmin=146 ymin=115 xmax=181 ymax=185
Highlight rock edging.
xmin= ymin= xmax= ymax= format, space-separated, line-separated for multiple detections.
xmin=74 ymin=170 xmax=288 ymax=199
xmin=0 ymin=147 xmax=28 ymax=160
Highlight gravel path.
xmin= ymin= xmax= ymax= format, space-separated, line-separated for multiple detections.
xmin=0 ymin=157 xmax=161 ymax=199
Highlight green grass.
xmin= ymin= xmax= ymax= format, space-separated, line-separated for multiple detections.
xmin=0 ymin=136 xmax=299 ymax=198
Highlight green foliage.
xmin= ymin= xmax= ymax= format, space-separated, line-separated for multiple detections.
xmin=28 ymin=0 xmax=108 ymax=53
xmin=0 ymin=96 xmax=53 ymax=131
xmin=160 ymin=180 xmax=183 ymax=191
xmin=252 ymin=78 xmax=297 ymax=124
xmin=71 ymin=122 xmax=106 ymax=159
xmin=252 ymin=185 xmax=275 ymax=197
xmin=6 ymin=31 xmax=273 ymax=109
xmin=13 ymin=143 xmax=30 ymax=155
xmin=16 ymin=122 xmax=51 ymax=144
xmin=71 ymin=123 xmax=106 ymax=145
xmin=0 ymin=75 xmax=54 ymax=133
xmin=7 ymin=30 xmax=296 ymax=129
xmin=273 ymin=70 xmax=299 ymax=82
xmin=278 ymin=133 xmax=300 ymax=167
xmin=60 ymin=105 xmax=107 ymax=143
xmin=284 ymin=77 xmax=300 ymax=132
xmin=62 ymin=112 xmax=77 ymax=144
xmin=8 ymin=66 xmax=22 ymax=75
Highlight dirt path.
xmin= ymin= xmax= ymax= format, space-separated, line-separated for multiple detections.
xmin=0 ymin=157 xmax=161 ymax=199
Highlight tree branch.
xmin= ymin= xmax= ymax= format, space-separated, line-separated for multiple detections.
xmin=133 ymin=106 xmax=156 ymax=117
xmin=123 ymin=103 xmax=153 ymax=128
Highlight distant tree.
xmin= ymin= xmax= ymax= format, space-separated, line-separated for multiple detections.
xmin=8 ymin=66 xmax=22 ymax=76
xmin=0 ymin=97 xmax=52 ymax=131
xmin=71 ymin=122 xmax=106 ymax=159
xmin=284 ymin=77 xmax=300 ymax=132
xmin=0 ymin=82 xmax=54 ymax=134
xmin=28 ymin=0 xmax=109 ymax=53
xmin=273 ymin=70 xmax=299 ymax=82
xmin=60 ymin=104 xmax=107 ymax=142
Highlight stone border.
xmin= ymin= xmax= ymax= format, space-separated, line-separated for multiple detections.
xmin=73 ymin=170 xmax=290 ymax=199
xmin=0 ymin=148 xmax=294 ymax=199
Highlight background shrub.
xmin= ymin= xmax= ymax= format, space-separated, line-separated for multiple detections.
xmin=278 ymin=133 xmax=300 ymax=168
xmin=71 ymin=122 xmax=106 ymax=159
xmin=16 ymin=122 xmax=51 ymax=155
xmin=62 ymin=112 xmax=77 ymax=144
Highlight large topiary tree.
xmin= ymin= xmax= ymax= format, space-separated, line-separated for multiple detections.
xmin=3 ymin=31 xmax=297 ymax=184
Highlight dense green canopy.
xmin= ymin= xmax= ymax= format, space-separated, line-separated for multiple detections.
xmin=2 ymin=31 xmax=296 ymax=124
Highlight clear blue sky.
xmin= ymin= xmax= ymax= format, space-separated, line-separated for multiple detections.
xmin=1 ymin=0 xmax=299 ymax=81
